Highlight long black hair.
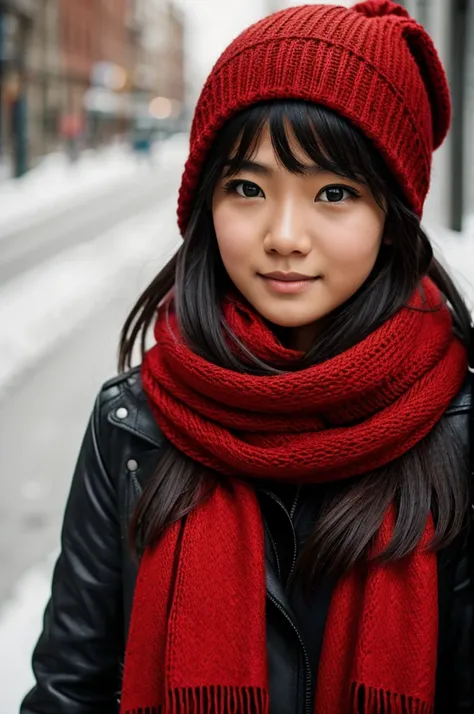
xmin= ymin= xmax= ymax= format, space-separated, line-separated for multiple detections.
xmin=119 ymin=101 xmax=471 ymax=587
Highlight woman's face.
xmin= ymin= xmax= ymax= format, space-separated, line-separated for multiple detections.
xmin=212 ymin=123 xmax=387 ymax=350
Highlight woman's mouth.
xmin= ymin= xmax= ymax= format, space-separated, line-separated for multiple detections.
xmin=258 ymin=271 xmax=320 ymax=294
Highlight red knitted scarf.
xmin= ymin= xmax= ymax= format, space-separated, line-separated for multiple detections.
xmin=120 ymin=278 xmax=467 ymax=714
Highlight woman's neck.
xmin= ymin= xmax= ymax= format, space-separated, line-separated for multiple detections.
xmin=272 ymin=322 xmax=321 ymax=353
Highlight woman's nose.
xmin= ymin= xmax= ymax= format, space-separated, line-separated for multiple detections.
xmin=263 ymin=201 xmax=312 ymax=256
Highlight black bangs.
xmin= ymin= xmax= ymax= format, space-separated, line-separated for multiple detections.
xmin=221 ymin=100 xmax=397 ymax=209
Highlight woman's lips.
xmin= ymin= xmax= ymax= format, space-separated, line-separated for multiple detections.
xmin=259 ymin=274 xmax=319 ymax=294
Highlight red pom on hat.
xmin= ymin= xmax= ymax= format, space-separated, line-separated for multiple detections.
xmin=352 ymin=0 xmax=410 ymax=19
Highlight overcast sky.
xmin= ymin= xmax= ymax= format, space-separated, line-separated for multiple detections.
xmin=175 ymin=0 xmax=268 ymax=89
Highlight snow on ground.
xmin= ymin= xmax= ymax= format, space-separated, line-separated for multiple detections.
xmin=0 ymin=134 xmax=189 ymax=240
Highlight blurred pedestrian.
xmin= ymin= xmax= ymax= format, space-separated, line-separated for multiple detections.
xmin=131 ymin=117 xmax=155 ymax=166
xmin=21 ymin=1 xmax=473 ymax=713
xmin=60 ymin=113 xmax=83 ymax=163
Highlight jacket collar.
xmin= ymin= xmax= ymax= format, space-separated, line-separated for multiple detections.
xmin=107 ymin=372 xmax=163 ymax=449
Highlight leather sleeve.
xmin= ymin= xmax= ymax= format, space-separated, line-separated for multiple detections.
xmin=20 ymin=397 xmax=123 ymax=714
xmin=449 ymin=542 xmax=474 ymax=712
xmin=443 ymin=404 xmax=474 ymax=712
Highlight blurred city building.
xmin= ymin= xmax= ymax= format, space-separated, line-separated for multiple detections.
xmin=60 ymin=0 xmax=130 ymax=151
xmin=398 ymin=0 xmax=473 ymax=231
xmin=27 ymin=1 xmax=61 ymax=165
xmin=0 ymin=0 xmax=35 ymax=178
xmin=0 ymin=0 xmax=185 ymax=179
xmin=127 ymin=0 xmax=185 ymax=139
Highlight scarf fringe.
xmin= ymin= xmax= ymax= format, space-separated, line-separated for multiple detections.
xmin=351 ymin=683 xmax=434 ymax=714
xmin=124 ymin=685 xmax=270 ymax=714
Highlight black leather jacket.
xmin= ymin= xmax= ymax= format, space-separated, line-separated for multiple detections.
xmin=21 ymin=368 xmax=474 ymax=714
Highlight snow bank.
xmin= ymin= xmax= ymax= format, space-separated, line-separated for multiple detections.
xmin=0 ymin=134 xmax=189 ymax=240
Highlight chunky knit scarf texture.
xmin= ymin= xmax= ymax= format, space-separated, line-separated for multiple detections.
xmin=120 ymin=277 xmax=467 ymax=714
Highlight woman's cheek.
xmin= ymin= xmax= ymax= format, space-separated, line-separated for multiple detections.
xmin=214 ymin=208 xmax=261 ymax=262
xmin=323 ymin=223 xmax=383 ymax=266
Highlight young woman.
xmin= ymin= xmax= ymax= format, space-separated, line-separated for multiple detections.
xmin=21 ymin=1 xmax=473 ymax=713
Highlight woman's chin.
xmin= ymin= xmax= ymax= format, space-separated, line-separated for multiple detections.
xmin=255 ymin=303 xmax=326 ymax=330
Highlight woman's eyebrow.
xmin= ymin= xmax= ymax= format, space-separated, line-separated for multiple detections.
xmin=224 ymin=159 xmax=273 ymax=176
xmin=225 ymin=159 xmax=326 ymax=176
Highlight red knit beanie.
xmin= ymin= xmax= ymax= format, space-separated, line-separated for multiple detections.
xmin=177 ymin=0 xmax=451 ymax=233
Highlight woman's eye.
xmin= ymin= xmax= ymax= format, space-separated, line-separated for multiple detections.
xmin=318 ymin=186 xmax=358 ymax=203
xmin=224 ymin=180 xmax=264 ymax=198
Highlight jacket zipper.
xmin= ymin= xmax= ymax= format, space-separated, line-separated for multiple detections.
xmin=260 ymin=486 xmax=312 ymax=714
xmin=267 ymin=592 xmax=313 ymax=714
xmin=287 ymin=485 xmax=301 ymax=586
xmin=264 ymin=521 xmax=282 ymax=580
xmin=290 ymin=485 xmax=301 ymax=520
